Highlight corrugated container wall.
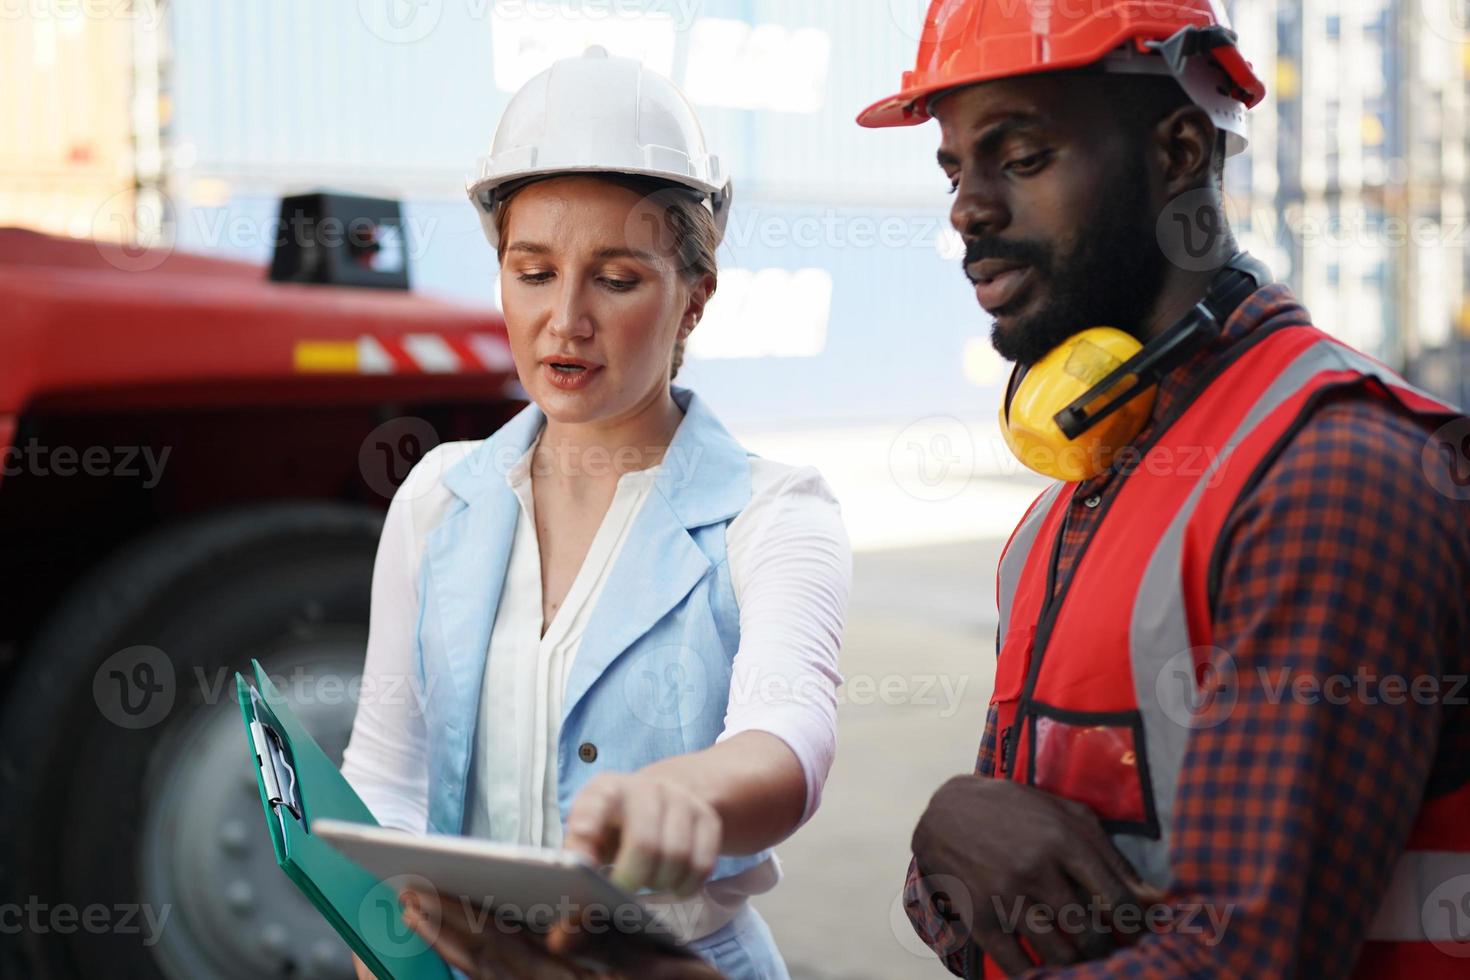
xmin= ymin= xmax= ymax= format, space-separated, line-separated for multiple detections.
xmin=162 ymin=1 xmax=1470 ymax=423
xmin=166 ymin=1 xmax=993 ymax=428
xmin=0 ymin=9 xmax=135 ymax=240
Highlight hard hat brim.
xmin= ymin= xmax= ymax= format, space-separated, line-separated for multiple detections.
xmin=467 ymin=165 xmax=725 ymax=208
xmin=466 ymin=166 xmax=732 ymax=250
xmin=856 ymin=32 xmax=1265 ymax=130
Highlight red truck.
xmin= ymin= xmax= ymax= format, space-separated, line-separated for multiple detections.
xmin=0 ymin=205 xmax=522 ymax=980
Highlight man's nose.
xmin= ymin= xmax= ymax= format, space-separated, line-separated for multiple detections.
xmin=950 ymin=171 xmax=1010 ymax=239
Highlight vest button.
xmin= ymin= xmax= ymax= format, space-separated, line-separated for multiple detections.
xmin=577 ymin=742 xmax=598 ymax=763
xmin=1083 ymin=494 xmax=1101 ymax=509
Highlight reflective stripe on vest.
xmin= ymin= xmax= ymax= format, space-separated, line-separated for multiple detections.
xmin=996 ymin=482 xmax=1066 ymax=652
xmin=993 ymin=324 xmax=1468 ymax=970
xmin=1125 ymin=334 xmax=1438 ymax=882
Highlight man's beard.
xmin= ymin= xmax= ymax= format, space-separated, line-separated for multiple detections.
xmin=967 ymin=162 xmax=1167 ymax=367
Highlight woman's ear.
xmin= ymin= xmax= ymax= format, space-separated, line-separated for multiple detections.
xmin=680 ymin=273 xmax=717 ymax=336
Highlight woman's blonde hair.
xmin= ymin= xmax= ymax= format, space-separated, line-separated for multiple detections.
xmin=494 ymin=173 xmax=719 ymax=381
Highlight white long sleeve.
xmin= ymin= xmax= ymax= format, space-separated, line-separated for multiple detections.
xmin=340 ymin=441 xmax=474 ymax=832
xmin=719 ymin=460 xmax=851 ymax=825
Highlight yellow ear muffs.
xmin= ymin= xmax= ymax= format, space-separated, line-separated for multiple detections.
xmin=999 ymin=327 xmax=1159 ymax=482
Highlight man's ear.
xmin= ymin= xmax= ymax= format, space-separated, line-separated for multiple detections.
xmin=1153 ymin=104 xmax=1218 ymax=196
xmin=681 ymin=273 xmax=717 ymax=335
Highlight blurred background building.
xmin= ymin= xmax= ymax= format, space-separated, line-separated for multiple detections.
xmin=9 ymin=0 xmax=1467 ymax=426
xmin=1227 ymin=0 xmax=1470 ymax=408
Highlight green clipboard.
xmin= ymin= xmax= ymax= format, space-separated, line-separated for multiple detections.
xmin=237 ymin=659 xmax=451 ymax=980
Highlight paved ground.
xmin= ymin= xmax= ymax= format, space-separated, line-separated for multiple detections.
xmin=752 ymin=538 xmax=1006 ymax=980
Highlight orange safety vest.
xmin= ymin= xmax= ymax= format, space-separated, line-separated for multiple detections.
xmin=989 ymin=322 xmax=1470 ymax=977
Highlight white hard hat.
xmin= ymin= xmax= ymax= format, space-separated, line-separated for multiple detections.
xmin=467 ymin=46 xmax=732 ymax=249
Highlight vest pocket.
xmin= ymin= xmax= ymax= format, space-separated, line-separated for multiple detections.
xmin=1025 ymin=703 xmax=1160 ymax=839
xmin=991 ymin=626 xmax=1033 ymax=778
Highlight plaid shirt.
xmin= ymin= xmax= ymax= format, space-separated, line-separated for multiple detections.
xmin=905 ymin=284 xmax=1470 ymax=977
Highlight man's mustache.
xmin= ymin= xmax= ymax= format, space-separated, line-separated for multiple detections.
xmin=962 ymin=237 xmax=1052 ymax=284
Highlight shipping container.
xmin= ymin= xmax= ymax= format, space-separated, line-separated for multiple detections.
xmin=0 ymin=7 xmax=136 ymax=240
xmin=158 ymin=0 xmax=1470 ymax=421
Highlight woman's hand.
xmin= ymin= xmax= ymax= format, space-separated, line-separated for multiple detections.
xmin=562 ymin=771 xmax=723 ymax=896
xmin=399 ymin=888 xmax=724 ymax=980
xmin=352 ymin=953 xmax=374 ymax=980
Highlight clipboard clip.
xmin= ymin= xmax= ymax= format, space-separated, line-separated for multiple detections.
xmin=249 ymin=698 xmax=302 ymax=828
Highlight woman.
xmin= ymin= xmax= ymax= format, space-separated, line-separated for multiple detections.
xmin=342 ymin=48 xmax=850 ymax=980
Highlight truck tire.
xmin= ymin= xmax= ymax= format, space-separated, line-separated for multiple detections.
xmin=0 ymin=502 xmax=387 ymax=980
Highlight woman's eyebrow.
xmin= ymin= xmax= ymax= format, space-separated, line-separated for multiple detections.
xmin=504 ymin=243 xmax=657 ymax=263
xmin=505 ymin=241 xmax=551 ymax=256
xmin=593 ymin=246 xmax=658 ymax=263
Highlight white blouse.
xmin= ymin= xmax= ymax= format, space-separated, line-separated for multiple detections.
xmin=342 ymin=422 xmax=851 ymax=940
xmin=462 ymin=430 xmax=660 ymax=847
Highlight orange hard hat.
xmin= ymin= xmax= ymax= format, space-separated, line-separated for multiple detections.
xmin=858 ymin=0 xmax=1265 ymax=152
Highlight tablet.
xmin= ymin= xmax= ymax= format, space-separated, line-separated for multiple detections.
xmin=312 ymin=819 xmax=687 ymax=954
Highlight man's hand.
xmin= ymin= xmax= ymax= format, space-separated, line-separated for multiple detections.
xmin=398 ymin=888 xmax=724 ymax=979
xmin=910 ymin=776 xmax=1160 ymax=975
xmin=562 ymin=771 xmax=723 ymax=896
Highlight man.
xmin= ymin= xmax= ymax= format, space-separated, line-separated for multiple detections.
xmin=857 ymin=1 xmax=1469 ymax=977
